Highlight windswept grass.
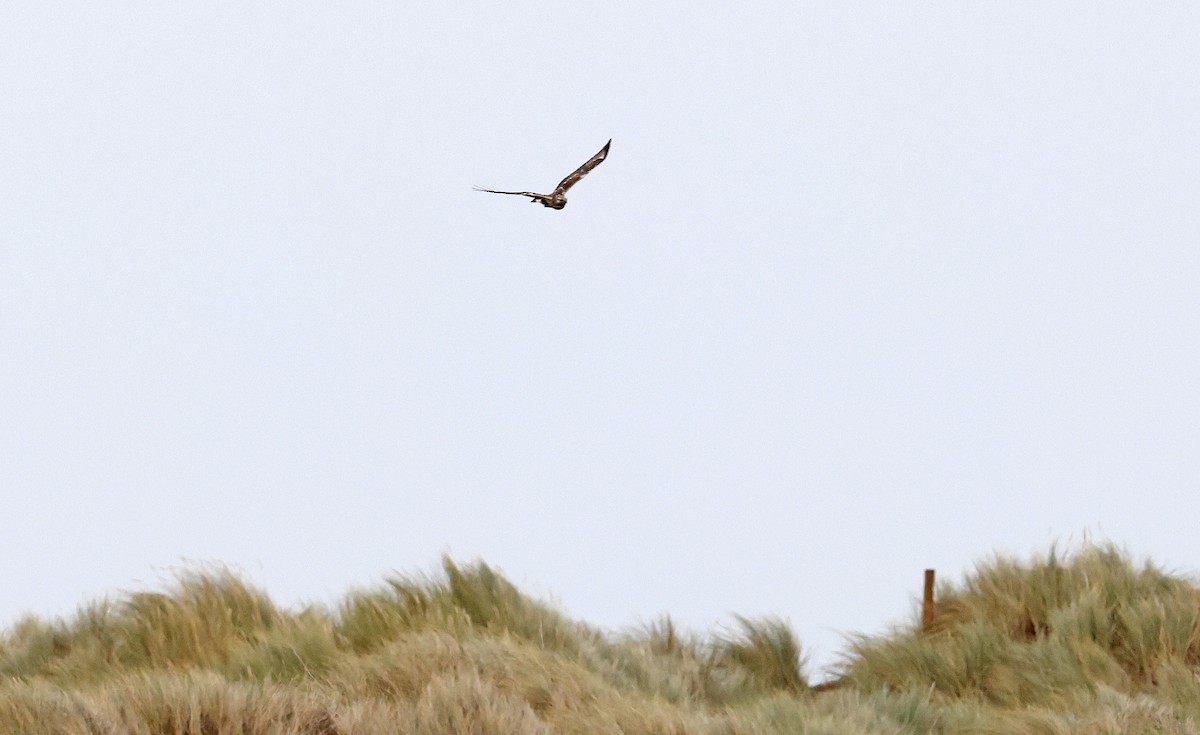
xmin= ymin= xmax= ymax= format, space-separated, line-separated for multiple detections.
xmin=1 ymin=544 xmax=1198 ymax=733
xmin=840 ymin=542 xmax=1200 ymax=732
xmin=718 ymin=615 xmax=809 ymax=695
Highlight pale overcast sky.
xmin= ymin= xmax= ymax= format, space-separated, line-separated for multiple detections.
xmin=2 ymin=3 xmax=1198 ymax=674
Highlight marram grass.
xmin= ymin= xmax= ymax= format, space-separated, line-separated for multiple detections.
xmin=2 ymin=545 xmax=1199 ymax=734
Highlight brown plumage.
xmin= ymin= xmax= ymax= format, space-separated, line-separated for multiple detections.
xmin=474 ymin=139 xmax=611 ymax=210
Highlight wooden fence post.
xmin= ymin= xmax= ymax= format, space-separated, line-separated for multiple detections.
xmin=922 ymin=569 xmax=935 ymax=632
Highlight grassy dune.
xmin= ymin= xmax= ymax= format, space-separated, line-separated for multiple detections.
xmin=2 ymin=544 xmax=1199 ymax=734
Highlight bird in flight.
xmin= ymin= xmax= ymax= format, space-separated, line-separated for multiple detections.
xmin=474 ymin=139 xmax=611 ymax=210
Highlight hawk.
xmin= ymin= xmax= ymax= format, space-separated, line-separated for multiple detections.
xmin=474 ymin=139 xmax=611 ymax=210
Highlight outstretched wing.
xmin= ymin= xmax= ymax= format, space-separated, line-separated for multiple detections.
xmin=473 ymin=186 xmax=546 ymax=199
xmin=553 ymin=139 xmax=611 ymax=196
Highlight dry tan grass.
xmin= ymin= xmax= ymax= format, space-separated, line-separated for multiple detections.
xmin=2 ymin=545 xmax=1198 ymax=734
